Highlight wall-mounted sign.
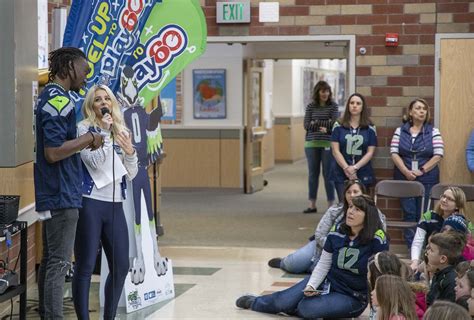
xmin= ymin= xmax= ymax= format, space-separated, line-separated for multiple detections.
xmin=259 ymin=2 xmax=279 ymax=23
xmin=216 ymin=1 xmax=250 ymax=24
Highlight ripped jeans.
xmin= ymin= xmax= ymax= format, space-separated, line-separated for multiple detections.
xmin=38 ymin=208 xmax=79 ymax=319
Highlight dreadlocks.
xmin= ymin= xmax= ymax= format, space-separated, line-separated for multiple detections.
xmin=48 ymin=47 xmax=87 ymax=82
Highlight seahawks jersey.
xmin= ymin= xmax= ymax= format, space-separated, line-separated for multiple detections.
xmin=324 ymin=225 xmax=389 ymax=299
xmin=331 ymin=124 xmax=377 ymax=185
xmin=417 ymin=210 xmax=444 ymax=237
xmin=34 ymin=83 xmax=82 ymax=211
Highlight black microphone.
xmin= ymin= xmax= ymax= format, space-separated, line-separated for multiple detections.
xmin=100 ymin=107 xmax=113 ymax=132
xmin=101 ymin=107 xmax=110 ymax=116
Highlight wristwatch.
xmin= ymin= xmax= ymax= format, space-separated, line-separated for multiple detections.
xmin=420 ymin=167 xmax=426 ymax=174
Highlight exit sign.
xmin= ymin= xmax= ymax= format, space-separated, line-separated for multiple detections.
xmin=216 ymin=1 xmax=250 ymax=24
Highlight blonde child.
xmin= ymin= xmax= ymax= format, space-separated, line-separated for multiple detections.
xmin=372 ymin=275 xmax=417 ymax=320
xmin=423 ymin=300 xmax=470 ymax=320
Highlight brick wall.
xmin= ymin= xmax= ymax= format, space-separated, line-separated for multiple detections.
xmin=201 ymin=0 xmax=474 ymax=243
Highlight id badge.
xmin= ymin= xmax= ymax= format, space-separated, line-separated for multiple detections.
xmin=411 ymin=160 xmax=419 ymax=171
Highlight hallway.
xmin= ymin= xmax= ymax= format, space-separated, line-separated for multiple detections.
xmin=5 ymin=161 xmax=372 ymax=319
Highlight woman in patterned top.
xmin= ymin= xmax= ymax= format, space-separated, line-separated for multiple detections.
xmin=390 ymin=98 xmax=444 ymax=247
xmin=302 ymin=81 xmax=339 ymax=213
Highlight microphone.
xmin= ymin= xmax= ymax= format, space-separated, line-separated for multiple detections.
xmin=100 ymin=107 xmax=113 ymax=131
xmin=101 ymin=107 xmax=110 ymax=116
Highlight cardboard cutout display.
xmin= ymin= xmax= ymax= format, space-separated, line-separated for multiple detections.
xmin=63 ymin=0 xmax=207 ymax=313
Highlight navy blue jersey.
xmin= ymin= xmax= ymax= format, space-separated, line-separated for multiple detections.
xmin=324 ymin=226 xmax=389 ymax=299
xmin=417 ymin=210 xmax=444 ymax=237
xmin=34 ymin=83 xmax=83 ymax=211
xmin=123 ymin=106 xmax=149 ymax=167
xmin=331 ymin=124 xmax=377 ymax=185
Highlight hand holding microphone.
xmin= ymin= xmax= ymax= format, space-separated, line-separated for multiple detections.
xmin=100 ymin=107 xmax=113 ymax=130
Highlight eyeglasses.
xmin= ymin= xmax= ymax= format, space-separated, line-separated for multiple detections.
xmin=344 ymin=179 xmax=362 ymax=187
xmin=440 ymin=194 xmax=456 ymax=202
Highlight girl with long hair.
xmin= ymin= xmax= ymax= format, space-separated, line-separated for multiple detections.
xmin=373 ymin=275 xmax=418 ymax=320
xmin=331 ymin=93 xmax=377 ymax=201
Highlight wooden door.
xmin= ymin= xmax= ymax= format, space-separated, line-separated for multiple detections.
xmin=244 ymin=60 xmax=266 ymax=193
xmin=439 ymin=38 xmax=474 ymax=218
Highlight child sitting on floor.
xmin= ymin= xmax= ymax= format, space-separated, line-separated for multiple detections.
xmin=372 ymin=274 xmax=417 ymax=320
xmin=454 ymin=261 xmax=474 ymax=310
xmin=425 ymin=231 xmax=465 ymax=306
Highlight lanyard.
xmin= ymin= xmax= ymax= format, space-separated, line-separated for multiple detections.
xmin=351 ymin=127 xmax=360 ymax=165
xmin=410 ymin=127 xmax=426 ymax=159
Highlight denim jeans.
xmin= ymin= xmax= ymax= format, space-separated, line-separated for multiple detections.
xmin=251 ymin=276 xmax=367 ymax=318
xmin=280 ymin=240 xmax=318 ymax=274
xmin=305 ymin=147 xmax=336 ymax=202
xmin=38 ymin=208 xmax=79 ymax=320
xmin=73 ymin=198 xmax=130 ymax=320
xmin=401 ymin=183 xmax=434 ymax=247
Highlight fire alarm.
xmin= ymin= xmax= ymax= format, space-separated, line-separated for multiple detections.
xmin=385 ymin=33 xmax=399 ymax=47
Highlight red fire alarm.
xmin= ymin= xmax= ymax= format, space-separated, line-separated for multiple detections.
xmin=385 ymin=33 xmax=399 ymax=47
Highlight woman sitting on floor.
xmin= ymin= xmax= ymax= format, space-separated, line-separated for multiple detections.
xmin=268 ymin=179 xmax=386 ymax=274
xmin=236 ymin=195 xmax=388 ymax=319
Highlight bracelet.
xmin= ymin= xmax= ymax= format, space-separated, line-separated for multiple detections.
xmin=353 ymin=164 xmax=359 ymax=170
xmin=88 ymin=131 xmax=95 ymax=144
xmin=420 ymin=167 xmax=426 ymax=174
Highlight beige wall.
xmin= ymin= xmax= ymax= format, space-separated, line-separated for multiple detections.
xmin=0 ymin=162 xmax=35 ymax=209
xmin=161 ymin=129 xmax=241 ymax=189
xmin=274 ymin=116 xmax=305 ymax=163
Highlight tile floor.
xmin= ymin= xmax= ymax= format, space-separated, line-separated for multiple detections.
xmin=1 ymin=246 xmax=372 ymax=319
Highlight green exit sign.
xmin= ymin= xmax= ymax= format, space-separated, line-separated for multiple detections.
xmin=216 ymin=1 xmax=250 ymax=23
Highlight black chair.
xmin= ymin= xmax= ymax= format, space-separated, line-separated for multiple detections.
xmin=374 ymin=180 xmax=425 ymax=229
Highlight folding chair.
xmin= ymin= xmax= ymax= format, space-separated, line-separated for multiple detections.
xmin=374 ymin=180 xmax=425 ymax=229
xmin=427 ymin=183 xmax=474 ymax=209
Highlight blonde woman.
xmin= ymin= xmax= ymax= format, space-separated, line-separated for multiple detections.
xmin=72 ymin=85 xmax=138 ymax=320
xmin=410 ymin=187 xmax=468 ymax=272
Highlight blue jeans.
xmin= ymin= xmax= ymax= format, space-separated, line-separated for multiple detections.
xmin=305 ymin=147 xmax=336 ymax=202
xmin=251 ymin=276 xmax=367 ymax=318
xmin=401 ymin=183 xmax=434 ymax=247
xmin=38 ymin=208 xmax=79 ymax=320
xmin=280 ymin=240 xmax=318 ymax=274
xmin=73 ymin=198 xmax=130 ymax=320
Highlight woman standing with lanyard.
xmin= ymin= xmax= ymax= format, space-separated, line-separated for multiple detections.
xmin=302 ymin=81 xmax=339 ymax=213
xmin=331 ymin=93 xmax=377 ymax=201
xmin=390 ymin=98 xmax=444 ymax=247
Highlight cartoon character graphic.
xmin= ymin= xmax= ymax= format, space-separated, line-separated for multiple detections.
xmin=117 ymin=65 xmax=168 ymax=285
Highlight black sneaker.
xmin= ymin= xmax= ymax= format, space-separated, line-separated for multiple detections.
xmin=236 ymin=295 xmax=256 ymax=309
xmin=303 ymin=207 xmax=317 ymax=214
xmin=268 ymin=257 xmax=282 ymax=268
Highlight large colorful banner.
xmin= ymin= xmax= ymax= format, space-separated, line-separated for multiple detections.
xmin=64 ymin=0 xmax=207 ymax=314
xmin=63 ymin=0 xmax=207 ymax=113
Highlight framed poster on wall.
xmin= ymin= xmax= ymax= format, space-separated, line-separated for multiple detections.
xmin=193 ymin=69 xmax=226 ymax=119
